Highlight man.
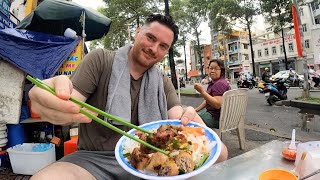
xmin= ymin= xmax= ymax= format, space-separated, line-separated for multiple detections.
xmin=288 ymin=68 xmax=297 ymax=86
xmin=262 ymin=67 xmax=270 ymax=82
xmin=308 ymin=65 xmax=320 ymax=87
xmin=29 ymin=14 xmax=228 ymax=180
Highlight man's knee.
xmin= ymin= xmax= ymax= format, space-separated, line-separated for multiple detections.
xmin=31 ymin=162 xmax=96 ymax=180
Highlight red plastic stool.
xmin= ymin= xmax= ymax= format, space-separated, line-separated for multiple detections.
xmin=64 ymin=136 xmax=78 ymax=156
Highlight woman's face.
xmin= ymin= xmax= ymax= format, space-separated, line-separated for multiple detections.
xmin=208 ymin=62 xmax=221 ymax=81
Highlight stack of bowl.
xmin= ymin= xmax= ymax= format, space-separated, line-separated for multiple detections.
xmin=0 ymin=122 xmax=8 ymax=149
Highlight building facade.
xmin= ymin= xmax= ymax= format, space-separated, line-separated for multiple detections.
xmin=250 ymin=4 xmax=315 ymax=76
xmin=211 ymin=30 xmax=250 ymax=82
xmin=188 ymin=42 xmax=212 ymax=82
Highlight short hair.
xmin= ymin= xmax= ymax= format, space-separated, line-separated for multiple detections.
xmin=144 ymin=14 xmax=179 ymax=45
xmin=208 ymin=59 xmax=226 ymax=77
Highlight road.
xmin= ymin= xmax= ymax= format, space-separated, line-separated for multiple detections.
xmin=180 ymin=84 xmax=320 ymax=142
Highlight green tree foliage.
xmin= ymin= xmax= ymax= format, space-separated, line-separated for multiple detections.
xmin=209 ymin=0 xmax=260 ymax=76
xmin=260 ymin=0 xmax=293 ymax=70
xmin=92 ymin=0 xmax=161 ymax=50
xmin=171 ymin=0 xmax=211 ymax=76
xmin=260 ymin=0 xmax=292 ymax=32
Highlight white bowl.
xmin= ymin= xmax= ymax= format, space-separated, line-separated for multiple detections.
xmin=115 ymin=120 xmax=222 ymax=180
xmin=0 ymin=131 xmax=7 ymax=139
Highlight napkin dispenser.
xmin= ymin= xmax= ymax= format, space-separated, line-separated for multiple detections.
xmin=294 ymin=141 xmax=320 ymax=180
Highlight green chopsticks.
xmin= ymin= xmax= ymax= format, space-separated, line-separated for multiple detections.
xmin=26 ymin=75 xmax=168 ymax=155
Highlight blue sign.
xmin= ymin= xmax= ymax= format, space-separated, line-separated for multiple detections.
xmin=0 ymin=11 xmax=16 ymax=29
xmin=0 ymin=0 xmax=10 ymax=17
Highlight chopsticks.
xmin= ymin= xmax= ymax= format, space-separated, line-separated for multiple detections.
xmin=26 ymin=75 xmax=168 ymax=155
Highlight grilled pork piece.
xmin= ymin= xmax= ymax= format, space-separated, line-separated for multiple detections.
xmin=158 ymin=161 xmax=179 ymax=176
xmin=130 ymin=148 xmax=150 ymax=170
xmin=145 ymin=152 xmax=169 ymax=172
xmin=150 ymin=125 xmax=177 ymax=148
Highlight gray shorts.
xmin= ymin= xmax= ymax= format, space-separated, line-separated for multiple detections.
xmin=59 ymin=150 xmax=140 ymax=180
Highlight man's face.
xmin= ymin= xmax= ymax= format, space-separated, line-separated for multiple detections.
xmin=131 ymin=22 xmax=174 ymax=68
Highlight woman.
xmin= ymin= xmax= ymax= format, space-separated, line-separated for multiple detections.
xmin=194 ymin=60 xmax=231 ymax=128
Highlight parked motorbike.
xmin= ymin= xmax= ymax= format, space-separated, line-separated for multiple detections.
xmin=258 ymin=80 xmax=265 ymax=93
xmin=263 ymin=78 xmax=288 ymax=105
xmin=237 ymin=79 xmax=253 ymax=89
xmin=251 ymin=79 xmax=257 ymax=88
xmin=179 ymin=78 xmax=186 ymax=88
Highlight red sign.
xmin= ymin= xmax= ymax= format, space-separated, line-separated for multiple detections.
xmin=292 ymin=4 xmax=303 ymax=57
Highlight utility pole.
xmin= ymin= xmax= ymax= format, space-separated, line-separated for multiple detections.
xmin=164 ymin=0 xmax=178 ymax=89
xmin=292 ymin=0 xmax=309 ymax=98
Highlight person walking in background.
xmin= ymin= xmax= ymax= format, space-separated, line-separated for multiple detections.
xmin=262 ymin=67 xmax=270 ymax=83
xmin=194 ymin=60 xmax=231 ymax=129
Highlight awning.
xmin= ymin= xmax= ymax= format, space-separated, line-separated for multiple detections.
xmin=0 ymin=28 xmax=80 ymax=79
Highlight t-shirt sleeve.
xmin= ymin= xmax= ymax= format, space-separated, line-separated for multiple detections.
xmin=70 ymin=48 xmax=106 ymax=98
xmin=163 ymin=74 xmax=181 ymax=110
xmin=211 ymin=80 xmax=231 ymax=96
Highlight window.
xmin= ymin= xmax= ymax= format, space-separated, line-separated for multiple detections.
xmin=272 ymin=46 xmax=277 ymax=55
xmin=264 ymin=48 xmax=269 ymax=56
xmin=305 ymin=39 xmax=310 ymax=48
xmin=299 ymin=8 xmax=304 ymax=16
xmin=258 ymin=50 xmax=262 ymax=57
xmin=244 ymin=44 xmax=248 ymax=49
xmin=245 ymin=54 xmax=249 ymax=60
xmin=214 ymin=44 xmax=218 ymax=50
xmin=289 ymin=43 xmax=294 ymax=52
xmin=302 ymin=24 xmax=307 ymax=32
xmin=280 ymin=45 xmax=283 ymax=53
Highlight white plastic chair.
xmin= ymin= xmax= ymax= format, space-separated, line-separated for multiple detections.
xmin=215 ymin=89 xmax=248 ymax=150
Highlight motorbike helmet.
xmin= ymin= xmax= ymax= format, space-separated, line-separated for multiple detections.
xmin=265 ymin=67 xmax=269 ymax=71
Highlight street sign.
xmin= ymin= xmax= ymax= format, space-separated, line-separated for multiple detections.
xmin=0 ymin=11 xmax=16 ymax=29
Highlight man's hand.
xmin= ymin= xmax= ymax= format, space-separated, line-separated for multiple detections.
xmin=180 ymin=106 xmax=206 ymax=126
xmin=194 ymin=83 xmax=205 ymax=94
xmin=168 ymin=106 xmax=206 ymax=126
xmin=28 ymin=75 xmax=91 ymax=125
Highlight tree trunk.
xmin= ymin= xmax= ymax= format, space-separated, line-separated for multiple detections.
xmin=247 ymin=22 xmax=256 ymax=77
xmin=183 ymin=36 xmax=188 ymax=81
xmin=136 ymin=15 xmax=140 ymax=27
xmin=164 ymin=0 xmax=178 ymax=89
xmin=281 ymin=28 xmax=288 ymax=70
xmin=223 ymin=33 xmax=228 ymax=78
xmin=195 ymin=30 xmax=203 ymax=77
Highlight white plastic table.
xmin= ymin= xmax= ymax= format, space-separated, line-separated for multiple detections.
xmin=191 ymin=140 xmax=295 ymax=180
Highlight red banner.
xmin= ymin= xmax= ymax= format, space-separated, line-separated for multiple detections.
xmin=292 ymin=4 xmax=303 ymax=57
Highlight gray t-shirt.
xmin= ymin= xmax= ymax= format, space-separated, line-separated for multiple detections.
xmin=70 ymin=48 xmax=180 ymax=151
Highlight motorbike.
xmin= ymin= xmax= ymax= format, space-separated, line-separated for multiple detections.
xmin=258 ymin=80 xmax=265 ymax=93
xmin=237 ymin=79 xmax=253 ymax=89
xmin=263 ymin=78 xmax=288 ymax=105
xmin=179 ymin=78 xmax=185 ymax=88
xmin=299 ymin=78 xmax=320 ymax=90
